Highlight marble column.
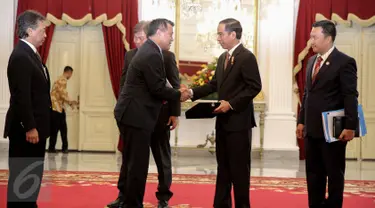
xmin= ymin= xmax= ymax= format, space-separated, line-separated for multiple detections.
xmin=260 ymin=0 xmax=299 ymax=158
xmin=0 ymin=0 xmax=16 ymax=146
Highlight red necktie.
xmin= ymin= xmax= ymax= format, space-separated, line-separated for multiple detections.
xmin=312 ymin=56 xmax=323 ymax=83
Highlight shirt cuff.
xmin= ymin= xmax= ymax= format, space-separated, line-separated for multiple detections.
xmin=189 ymin=89 xmax=194 ymax=98
xmin=228 ymin=101 xmax=234 ymax=110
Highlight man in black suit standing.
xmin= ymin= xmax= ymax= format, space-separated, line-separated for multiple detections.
xmin=108 ymin=21 xmax=180 ymax=208
xmin=114 ymin=18 xmax=189 ymax=208
xmin=187 ymin=18 xmax=262 ymax=208
xmin=296 ymin=20 xmax=358 ymax=208
xmin=4 ymin=10 xmax=51 ymax=208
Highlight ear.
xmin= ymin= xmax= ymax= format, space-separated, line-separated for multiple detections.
xmin=26 ymin=27 xmax=33 ymax=37
xmin=231 ymin=31 xmax=237 ymax=39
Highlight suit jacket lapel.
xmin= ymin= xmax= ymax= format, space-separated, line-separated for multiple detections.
xmin=306 ymin=55 xmax=316 ymax=90
xmin=19 ymin=41 xmax=48 ymax=83
xmin=220 ymin=44 xmax=244 ymax=88
xmin=311 ymin=48 xmax=338 ymax=88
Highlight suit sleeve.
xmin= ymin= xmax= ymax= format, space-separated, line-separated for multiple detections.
xmin=119 ymin=52 xmax=130 ymax=91
xmin=297 ymin=87 xmax=307 ymax=125
xmin=9 ymin=56 xmax=36 ymax=131
xmin=142 ymin=54 xmax=181 ymax=101
xmin=228 ymin=53 xmax=262 ymax=112
xmin=340 ymin=58 xmax=359 ymax=129
xmin=164 ymin=52 xmax=181 ymax=116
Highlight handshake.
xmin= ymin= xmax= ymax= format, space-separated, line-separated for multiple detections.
xmin=179 ymin=84 xmax=192 ymax=102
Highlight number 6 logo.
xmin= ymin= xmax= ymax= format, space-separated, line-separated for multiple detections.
xmin=13 ymin=161 xmax=44 ymax=199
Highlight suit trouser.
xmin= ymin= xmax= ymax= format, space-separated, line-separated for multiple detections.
xmin=214 ymin=127 xmax=252 ymax=208
xmin=118 ymin=123 xmax=152 ymax=208
xmin=48 ymin=110 xmax=68 ymax=151
xmin=7 ymin=123 xmax=46 ymax=208
xmin=305 ymin=137 xmax=347 ymax=208
xmin=117 ymin=104 xmax=173 ymax=201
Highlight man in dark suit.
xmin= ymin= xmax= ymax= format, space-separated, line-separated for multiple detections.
xmin=108 ymin=21 xmax=180 ymax=208
xmin=187 ymin=18 xmax=262 ymax=208
xmin=113 ymin=18 xmax=189 ymax=208
xmin=296 ymin=20 xmax=358 ymax=208
xmin=4 ymin=10 xmax=51 ymax=208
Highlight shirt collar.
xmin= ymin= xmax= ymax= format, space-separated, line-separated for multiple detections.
xmin=228 ymin=42 xmax=241 ymax=57
xmin=21 ymin=39 xmax=37 ymax=53
xmin=318 ymin=45 xmax=335 ymax=62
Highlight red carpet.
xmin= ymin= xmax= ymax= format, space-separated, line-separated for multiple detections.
xmin=0 ymin=170 xmax=374 ymax=207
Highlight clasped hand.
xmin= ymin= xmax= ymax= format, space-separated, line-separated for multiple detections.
xmin=179 ymin=84 xmax=192 ymax=102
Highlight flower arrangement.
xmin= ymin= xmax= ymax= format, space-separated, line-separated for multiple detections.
xmin=189 ymin=57 xmax=218 ymax=88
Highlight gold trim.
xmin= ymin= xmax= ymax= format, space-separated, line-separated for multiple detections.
xmin=46 ymin=13 xmax=130 ymax=51
xmin=253 ymin=0 xmax=259 ymax=58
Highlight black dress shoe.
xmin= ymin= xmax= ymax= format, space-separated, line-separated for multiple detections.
xmin=158 ymin=200 xmax=169 ymax=208
xmin=107 ymin=197 xmax=123 ymax=208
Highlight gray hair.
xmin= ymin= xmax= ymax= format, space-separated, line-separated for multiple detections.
xmin=17 ymin=10 xmax=46 ymax=39
xmin=133 ymin=21 xmax=150 ymax=35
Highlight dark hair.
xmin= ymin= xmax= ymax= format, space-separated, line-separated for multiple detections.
xmin=219 ymin=18 xmax=242 ymax=39
xmin=64 ymin=66 xmax=73 ymax=72
xmin=312 ymin=20 xmax=336 ymax=42
xmin=17 ymin=10 xmax=46 ymax=39
xmin=147 ymin=18 xmax=174 ymax=37
xmin=134 ymin=21 xmax=150 ymax=34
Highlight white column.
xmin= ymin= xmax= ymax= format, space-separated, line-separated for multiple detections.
xmin=0 ymin=0 xmax=15 ymax=145
xmin=260 ymin=0 xmax=299 ymax=153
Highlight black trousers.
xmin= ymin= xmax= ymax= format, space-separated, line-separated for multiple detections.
xmin=117 ymin=123 xmax=152 ymax=208
xmin=7 ymin=123 xmax=47 ymax=208
xmin=304 ymin=137 xmax=347 ymax=208
xmin=48 ymin=110 xmax=68 ymax=151
xmin=117 ymin=104 xmax=173 ymax=202
xmin=214 ymin=128 xmax=252 ymax=208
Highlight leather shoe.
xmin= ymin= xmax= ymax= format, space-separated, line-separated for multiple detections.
xmin=158 ymin=200 xmax=169 ymax=208
xmin=107 ymin=197 xmax=123 ymax=208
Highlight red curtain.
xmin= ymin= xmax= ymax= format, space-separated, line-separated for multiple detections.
xmin=293 ymin=0 xmax=375 ymax=160
xmin=15 ymin=0 xmax=55 ymax=64
xmin=15 ymin=0 xmax=138 ymax=79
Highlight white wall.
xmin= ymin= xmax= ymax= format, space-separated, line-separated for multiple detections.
xmin=0 ymin=0 xmax=15 ymax=143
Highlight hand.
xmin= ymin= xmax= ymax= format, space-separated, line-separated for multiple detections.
xmin=179 ymin=88 xmax=191 ymax=102
xmin=26 ymin=128 xmax=39 ymax=144
xmin=296 ymin=124 xmax=304 ymax=140
xmin=339 ymin=129 xmax=355 ymax=142
xmin=213 ymin=100 xmax=231 ymax=113
xmin=167 ymin=116 xmax=179 ymax=130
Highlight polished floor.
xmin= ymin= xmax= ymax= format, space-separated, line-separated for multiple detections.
xmin=0 ymin=145 xmax=375 ymax=181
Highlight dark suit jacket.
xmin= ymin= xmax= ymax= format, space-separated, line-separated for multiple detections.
xmin=114 ymin=39 xmax=181 ymax=131
xmin=3 ymin=41 xmax=52 ymax=139
xmin=298 ymin=48 xmax=358 ymax=138
xmin=192 ymin=44 xmax=262 ymax=132
xmin=119 ymin=48 xmax=181 ymax=117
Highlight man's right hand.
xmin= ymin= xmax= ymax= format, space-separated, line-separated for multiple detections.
xmin=296 ymin=124 xmax=304 ymax=140
xmin=26 ymin=128 xmax=39 ymax=144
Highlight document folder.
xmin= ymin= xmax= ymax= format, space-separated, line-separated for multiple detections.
xmin=322 ymin=104 xmax=367 ymax=143
xmin=185 ymin=102 xmax=221 ymax=119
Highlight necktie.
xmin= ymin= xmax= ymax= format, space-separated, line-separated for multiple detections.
xmin=312 ymin=56 xmax=323 ymax=83
xmin=36 ymin=51 xmax=47 ymax=79
xmin=224 ymin=52 xmax=230 ymax=70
